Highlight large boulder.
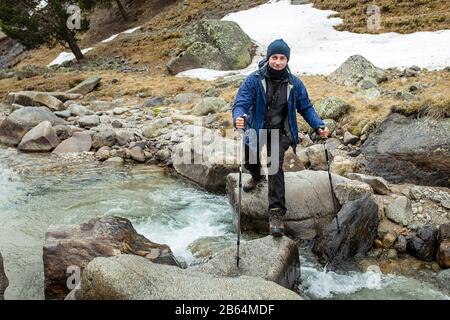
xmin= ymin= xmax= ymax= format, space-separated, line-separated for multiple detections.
xmin=191 ymin=236 xmax=300 ymax=290
xmin=167 ymin=19 xmax=254 ymax=74
xmin=18 ymin=120 xmax=61 ymax=151
xmin=0 ymin=106 xmax=64 ymax=146
xmin=52 ymin=131 xmax=92 ymax=154
xmin=226 ymin=170 xmax=371 ymax=239
xmin=172 ymin=131 xmax=240 ymax=192
xmin=75 ymin=255 xmax=301 ymax=300
xmin=361 ymin=113 xmax=450 ymax=187
xmin=328 ymin=55 xmax=386 ymax=88
xmin=66 ymin=76 xmax=101 ymax=95
xmin=0 ymin=252 xmax=8 ymax=300
xmin=43 ymin=216 xmax=179 ymax=300
xmin=312 ymin=196 xmax=379 ymax=267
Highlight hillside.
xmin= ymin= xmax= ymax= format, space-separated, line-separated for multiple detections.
xmin=312 ymin=0 xmax=450 ymax=34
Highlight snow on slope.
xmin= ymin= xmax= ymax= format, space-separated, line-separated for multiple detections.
xmin=178 ymin=0 xmax=450 ymax=80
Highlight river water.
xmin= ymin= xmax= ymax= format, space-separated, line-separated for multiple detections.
xmin=0 ymin=146 xmax=448 ymax=300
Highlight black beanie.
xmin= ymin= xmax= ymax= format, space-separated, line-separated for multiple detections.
xmin=266 ymin=39 xmax=291 ymax=61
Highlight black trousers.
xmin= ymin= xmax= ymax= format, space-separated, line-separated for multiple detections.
xmin=244 ymin=129 xmax=292 ymax=215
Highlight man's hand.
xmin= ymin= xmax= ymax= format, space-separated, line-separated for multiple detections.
xmin=318 ymin=127 xmax=329 ymax=138
xmin=235 ymin=117 xmax=245 ymax=129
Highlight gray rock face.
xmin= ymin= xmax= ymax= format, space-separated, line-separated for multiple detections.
xmin=52 ymin=131 xmax=92 ymax=154
xmin=406 ymin=226 xmax=438 ymax=262
xmin=173 ymin=133 xmax=239 ymax=192
xmin=8 ymin=91 xmax=82 ymax=104
xmin=75 ymin=255 xmax=301 ymax=300
xmin=44 ymin=216 xmax=179 ymax=300
xmin=66 ymin=76 xmax=101 ymax=95
xmin=385 ymin=196 xmax=413 ymax=226
xmin=0 ymin=106 xmax=64 ymax=145
xmin=32 ymin=93 xmax=64 ymax=111
xmin=328 ymin=55 xmax=386 ymax=87
xmin=18 ymin=121 xmax=61 ymax=151
xmin=312 ymin=196 xmax=379 ymax=267
xmin=0 ymin=252 xmax=8 ymax=300
xmin=345 ymin=173 xmax=390 ymax=195
xmin=191 ymin=236 xmax=300 ymax=290
xmin=361 ymin=113 xmax=450 ymax=187
xmin=315 ymin=97 xmax=354 ymax=120
xmin=92 ymin=129 xmax=116 ymax=149
xmin=227 ymin=170 xmax=369 ymax=239
xmin=343 ymin=131 xmax=359 ymax=146
xmin=167 ymin=20 xmax=254 ymax=74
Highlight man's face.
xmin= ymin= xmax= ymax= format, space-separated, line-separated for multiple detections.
xmin=268 ymin=54 xmax=288 ymax=70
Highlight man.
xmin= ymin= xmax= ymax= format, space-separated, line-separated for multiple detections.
xmin=232 ymin=39 xmax=329 ymax=237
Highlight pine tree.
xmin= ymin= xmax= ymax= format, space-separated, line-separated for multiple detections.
xmin=0 ymin=0 xmax=89 ymax=61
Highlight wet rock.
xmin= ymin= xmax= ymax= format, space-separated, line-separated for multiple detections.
xmin=0 ymin=252 xmax=8 ymax=300
xmin=66 ymin=76 xmax=101 ymax=95
xmin=312 ymin=196 xmax=379 ymax=267
xmin=92 ymin=129 xmax=116 ymax=149
xmin=0 ymin=106 xmax=65 ymax=145
xmin=438 ymin=224 xmax=450 ymax=243
xmin=406 ymin=226 xmax=438 ymax=261
xmin=387 ymin=249 xmax=398 ymax=260
xmin=129 ymin=147 xmax=145 ymax=163
xmin=75 ymin=255 xmax=301 ymax=300
xmin=436 ymin=269 xmax=450 ymax=291
xmin=385 ymin=196 xmax=413 ymax=226
xmin=227 ymin=170 xmax=368 ymax=239
xmin=437 ymin=241 xmax=450 ymax=269
xmin=95 ymin=146 xmax=111 ymax=161
xmin=18 ymin=121 xmax=60 ymax=152
xmin=52 ymin=131 xmax=92 ymax=154
xmin=361 ymin=113 xmax=450 ymax=187
xmin=43 ymin=216 xmax=179 ymax=300
xmin=394 ymin=235 xmax=408 ymax=253
xmin=382 ymin=231 xmax=397 ymax=249
xmin=191 ymin=236 xmax=300 ymax=290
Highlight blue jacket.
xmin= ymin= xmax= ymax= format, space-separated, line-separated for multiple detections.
xmin=232 ymin=64 xmax=324 ymax=146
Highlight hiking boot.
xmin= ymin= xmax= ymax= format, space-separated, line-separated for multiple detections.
xmin=243 ymin=175 xmax=265 ymax=192
xmin=269 ymin=208 xmax=285 ymax=237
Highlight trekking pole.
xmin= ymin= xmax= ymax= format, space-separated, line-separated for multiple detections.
xmin=324 ymin=147 xmax=341 ymax=233
xmin=313 ymin=132 xmax=341 ymax=233
xmin=236 ymin=114 xmax=247 ymax=267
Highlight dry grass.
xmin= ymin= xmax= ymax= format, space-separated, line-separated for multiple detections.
xmin=313 ymin=0 xmax=450 ymax=34
xmin=0 ymin=70 xmax=210 ymax=104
